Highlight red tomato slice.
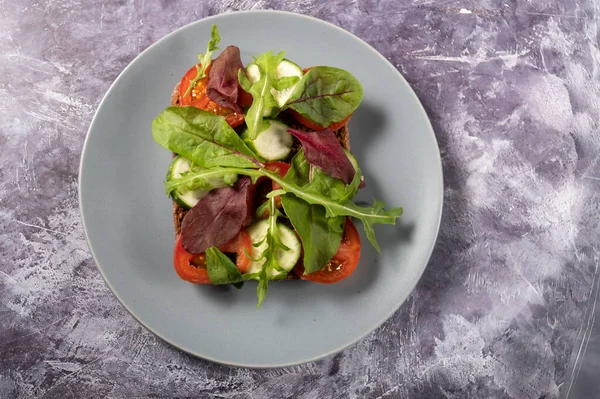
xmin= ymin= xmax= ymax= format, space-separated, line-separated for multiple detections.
xmin=218 ymin=229 xmax=252 ymax=273
xmin=179 ymin=64 xmax=245 ymax=128
xmin=265 ymin=161 xmax=290 ymax=190
xmin=174 ymin=235 xmax=211 ymax=284
xmin=293 ymin=218 xmax=361 ymax=283
xmin=173 ymin=229 xmax=252 ymax=284
xmin=257 ymin=162 xmax=290 ymax=218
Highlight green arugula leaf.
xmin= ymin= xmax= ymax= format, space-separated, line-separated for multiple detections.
xmin=152 ymin=106 xmax=261 ymax=169
xmin=256 ymin=272 xmax=268 ymax=308
xmin=249 ymin=197 xmax=294 ymax=308
xmin=165 ymin=165 xmax=238 ymax=196
xmin=238 ymin=51 xmax=286 ymax=139
xmin=206 ymin=247 xmax=244 ymax=285
xmin=184 ymin=24 xmax=221 ymax=98
xmin=261 ymin=168 xmax=402 ymax=252
xmin=283 ymin=66 xmax=363 ymax=127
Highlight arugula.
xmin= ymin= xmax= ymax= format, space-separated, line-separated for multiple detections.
xmin=152 ymin=106 xmax=262 ymax=169
xmin=184 ymin=24 xmax=221 ymax=98
xmin=238 ymin=51 xmax=286 ymax=139
xmin=261 ymin=168 xmax=401 ymax=252
xmin=282 ymin=66 xmax=363 ymax=127
xmin=242 ymin=197 xmax=289 ymax=308
xmin=153 ymin=108 xmax=402 ymax=253
xmin=165 ymin=165 xmax=237 ymax=196
xmin=206 ymin=246 xmax=244 ymax=286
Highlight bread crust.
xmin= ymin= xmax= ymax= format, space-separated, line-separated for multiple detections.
xmin=169 ymin=81 xmax=350 ymax=279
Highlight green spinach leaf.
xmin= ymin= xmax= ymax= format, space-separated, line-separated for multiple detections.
xmin=238 ymin=51 xmax=286 ymax=139
xmin=282 ymin=195 xmax=344 ymax=274
xmin=152 ymin=106 xmax=261 ymax=169
xmin=282 ymin=150 xmax=347 ymax=273
xmin=283 ymin=66 xmax=363 ymax=127
xmin=206 ymin=246 xmax=244 ymax=285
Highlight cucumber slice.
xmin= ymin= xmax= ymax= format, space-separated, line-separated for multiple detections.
xmin=245 ymin=220 xmax=302 ymax=279
xmin=166 ymin=156 xmax=236 ymax=209
xmin=246 ymin=59 xmax=303 ymax=115
xmin=242 ymin=120 xmax=293 ymax=161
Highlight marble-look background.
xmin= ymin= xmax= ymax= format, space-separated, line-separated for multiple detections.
xmin=1 ymin=1 xmax=599 ymax=398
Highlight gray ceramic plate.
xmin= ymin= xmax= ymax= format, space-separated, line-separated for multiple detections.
xmin=80 ymin=10 xmax=442 ymax=368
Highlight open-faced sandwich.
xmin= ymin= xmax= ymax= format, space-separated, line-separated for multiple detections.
xmin=152 ymin=25 xmax=403 ymax=307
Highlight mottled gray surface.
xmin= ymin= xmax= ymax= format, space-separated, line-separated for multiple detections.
xmin=1 ymin=0 xmax=599 ymax=398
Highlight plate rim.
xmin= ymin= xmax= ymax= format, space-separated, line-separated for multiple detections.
xmin=79 ymin=9 xmax=444 ymax=369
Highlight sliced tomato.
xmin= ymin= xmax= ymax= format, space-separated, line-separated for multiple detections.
xmin=239 ymin=88 xmax=253 ymax=109
xmin=174 ymin=235 xmax=210 ymax=284
xmin=179 ymin=64 xmax=245 ymax=128
xmin=173 ymin=229 xmax=252 ymax=284
xmin=218 ymin=229 xmax=252 ymax=273
xmin=293 ymin=218 xmax=361 ymax=283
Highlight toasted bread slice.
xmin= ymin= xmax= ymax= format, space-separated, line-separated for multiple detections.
xmin=169 ymin=81 xmax=351 ymax=279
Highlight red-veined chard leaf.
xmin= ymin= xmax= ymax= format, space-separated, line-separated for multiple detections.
xmin=287 ymin=128 xmax=357 ymax=184
xmin=181 ymin=177 xmax=255 ymax=253
xmin=207 ymin=45 xmax=244 ymax=113
xmin=282 ymin=66 xmax=363 ymax=127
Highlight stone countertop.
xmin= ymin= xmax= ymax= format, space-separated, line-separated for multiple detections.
xmin=1 ymin=1 xmax=599 ymax=398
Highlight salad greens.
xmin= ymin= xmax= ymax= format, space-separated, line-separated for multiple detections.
xmin=237 ymin=51 xmax=286 ymax=140
xmin=153 ymin=27 xmax=403 ymax=307
xmin=184 ymin=24 xmax=221 ymax=98
xmin=153 ymin=106 xmax=402 ymax=251
xmin=153 ymin=106 xmax=261 ymax=169
xmin=180 ymin=177 xmax=254 ymax=254
xmin=206 ymin=45 xmax=245 ymax=113
xmin=241 ymin=197 xmax=290 ymax=308
xmin=206 ymin=246 xmax=244 ymax=286
xmin=283 ymin=66 xmax=363 ymax=127
xmin=165 ymin=165 xmax=237 ymax=196
xmin=281 ymin=150 xmax=345 ymax=274
xmin=288 ymin=127 xmax=357 ymax=184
